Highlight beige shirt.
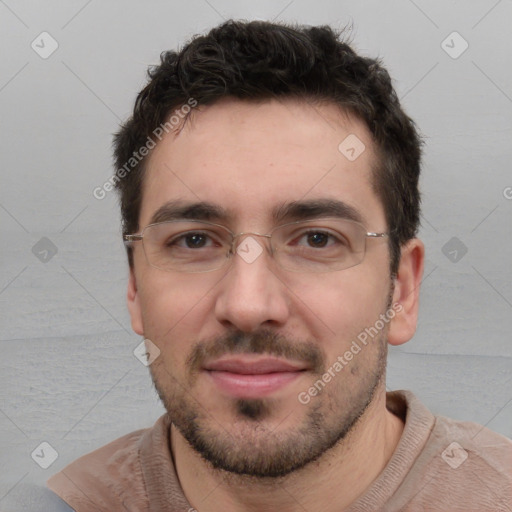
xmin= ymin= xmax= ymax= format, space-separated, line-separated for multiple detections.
xmin=47 ymin=391 xmax=512 ymax=511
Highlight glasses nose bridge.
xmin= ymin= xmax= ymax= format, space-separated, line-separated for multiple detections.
xmin=230 ymin=231 xmax=273 ymax=254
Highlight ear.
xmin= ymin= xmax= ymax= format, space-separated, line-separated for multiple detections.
xmin=387 ymin=238 xmax=424 ymax=346
xmin=127 ymin=266 xmax=144 ymax=336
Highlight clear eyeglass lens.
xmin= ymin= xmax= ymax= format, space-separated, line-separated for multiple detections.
xmin=142 ymin=221 xmax=231 ymax=272
xmin=272 ymin=219 xmax=366 ymax=272
xmin=140 ymin=219 xmax=368 ymax=273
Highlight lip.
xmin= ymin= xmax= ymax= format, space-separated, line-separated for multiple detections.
xmin=204 ymin=356 xmax=306 ymax=374
xmin=204 ymin=356 xmax=307 ymax=398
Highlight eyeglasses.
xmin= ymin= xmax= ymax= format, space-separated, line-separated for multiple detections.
xmin=123 ymin=218 xmax=388 ymax=273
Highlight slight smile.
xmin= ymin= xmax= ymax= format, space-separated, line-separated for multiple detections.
xmin=203 ymin=356 xmax=308 ymax=399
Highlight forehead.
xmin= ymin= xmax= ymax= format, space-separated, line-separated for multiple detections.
xmin=139 ymin=98 xmax=385 ymax=229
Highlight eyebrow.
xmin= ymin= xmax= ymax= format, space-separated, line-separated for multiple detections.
xmin=148 ymin=198 xmax=364 ymax=227
xmin=272 ymin=199 xmax=364 ymax=225
xmin=149 ymin=200 xmax=230 ymax=225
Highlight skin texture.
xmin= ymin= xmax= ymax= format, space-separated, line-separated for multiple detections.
xmin=127 ymin=98 xmax=424 ymax=511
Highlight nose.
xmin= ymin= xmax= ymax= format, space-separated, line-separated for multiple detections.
xmin=214 ymin=235 xmax=290 ymax=333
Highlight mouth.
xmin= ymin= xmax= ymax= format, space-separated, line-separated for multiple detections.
xmin=203 ymin=356 xmax=308 ymax=399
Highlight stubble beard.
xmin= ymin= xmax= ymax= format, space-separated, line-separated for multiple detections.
xmin=149 ymin=323 xmax=389 ymax=479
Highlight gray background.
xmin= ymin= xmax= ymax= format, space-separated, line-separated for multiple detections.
xmin=1 ymin=0 xmax=511 ymax=509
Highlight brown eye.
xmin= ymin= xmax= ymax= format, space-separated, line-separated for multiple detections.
xmin=183 ymin=233 xmax=208 ymax=248
xmin=167 ymin=231 xmax=217 ymax=249
xmin=306 ymin=232 xmax=330 ymax=248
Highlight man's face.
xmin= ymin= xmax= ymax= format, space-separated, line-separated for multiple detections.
xmin=129 ymin=98 xmax=395 ymax=477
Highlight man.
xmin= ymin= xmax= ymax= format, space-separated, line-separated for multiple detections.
xmin=47 ymin=20 xmax=511 ymax=511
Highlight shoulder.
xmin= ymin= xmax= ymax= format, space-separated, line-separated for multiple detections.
xmin=47 ymin=415 xmax=170 ymax=512
xmin=393 ymin=390 xmax=511 ymax=476
xmin=432 ymin=413 xmax=512 ymax=479
xmin=381 ymin=391 xmax=512 ymax=511
xmin=401 ymin=411 xmax=512 ymax=510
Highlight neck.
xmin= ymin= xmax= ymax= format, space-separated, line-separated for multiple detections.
xmin=171 ymin=389 xmax=403 ymax=512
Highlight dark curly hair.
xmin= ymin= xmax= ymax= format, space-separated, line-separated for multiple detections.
xmin=113 ymin=19 xmax=422 ymax=275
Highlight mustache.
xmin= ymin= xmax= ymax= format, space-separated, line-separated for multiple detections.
xmin=186 ymin=329 xmax=325 ymax=375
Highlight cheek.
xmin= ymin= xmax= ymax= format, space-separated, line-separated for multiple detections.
xmin=288 ymin=271 xmax=390 ymax=353
xmin=137 ymin=273 xmax=214 ymax=360
xmin=292 ymin=268 xmax=388 ymax=316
